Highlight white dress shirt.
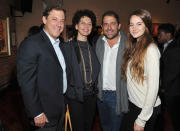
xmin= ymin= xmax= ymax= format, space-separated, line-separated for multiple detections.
xmin=44 ymin=30 xmax=67 ymax=94
xmin=102 ymin=36 xmax=120 ymax=91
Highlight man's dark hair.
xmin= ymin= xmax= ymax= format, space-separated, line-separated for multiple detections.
xmin=101 ymin=10 xmax=120 ymax=24
xmin=158 ymin=23 xmax=175 ymax=37
xmin=43 ymin=5 xmax=66 ymax=18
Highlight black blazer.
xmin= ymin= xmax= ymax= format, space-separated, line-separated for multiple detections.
xmin=160 ymin=39 xmax=180 ymax=97
xmin=17 ymin=30 xmax=70 ymax=126
xmin=64 ymin=39 xmax=100 ymax=102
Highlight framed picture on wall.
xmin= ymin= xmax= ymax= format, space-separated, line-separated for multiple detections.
xmin=0 ymin=17 xmax=11 ymax=57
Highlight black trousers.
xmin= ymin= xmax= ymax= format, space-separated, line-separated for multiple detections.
xmin=67 ymin=94 xmax=97 ymax=131
xmin=120 ymin=101 xmax=161 ymax=131
xmin=32 ymin=97 xmax=67 ymax=131
xmin=34 ymin=126 xmax=57 ymax=131
xmin=32 ymin=120 xmax=64 ymax=131
xmin=163 ymin=95 xmax=180 ymax=131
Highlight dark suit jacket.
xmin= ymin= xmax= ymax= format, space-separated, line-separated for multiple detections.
xmin=17 ymin=30 xmax=70 ymax=127
xmin=64 ymin=39 xmax=100 ymax=102
xmin=160 ymin=39 xmax=180 ymax=97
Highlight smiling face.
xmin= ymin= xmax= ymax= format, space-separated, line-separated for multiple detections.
xmin=76 ymin=16 xmax=92 ymax=39
xmin=102 ymin=15 xmax=121 ymax=40
xmin=42 ymin=9 xmax=65 ymax=40
xmin=129 ymin=15 xmax=146 ymax=40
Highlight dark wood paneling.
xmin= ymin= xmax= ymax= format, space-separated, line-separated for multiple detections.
xmin=0 ymin=54 xmax=16 ymax=90
xmin=0 ymin=0 xmax=17 ymax=90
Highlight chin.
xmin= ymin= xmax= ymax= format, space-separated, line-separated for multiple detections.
xmin=132 ymin=36 xmax=138 ymax=39
xmin=83 ymin=33 xmax=90 ymax=36
xmin=132 ymin=34 xmax=141 ymax=39
xmin=105 ymin=35 xmax=112 ymax=39
xmin=55 ymin=33 xmax=61 ymax=37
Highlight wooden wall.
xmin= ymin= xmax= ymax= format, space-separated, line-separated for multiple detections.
xmin=0 ymin=0 xmax=17 ymax=90
xmin=0 ymin=55 xmax=17 ymax=90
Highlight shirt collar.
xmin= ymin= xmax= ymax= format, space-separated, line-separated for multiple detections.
xmin=102 ymin=34 xmax=121 ymax=48
xmin=167 ymin=39 xmax=173 ymax=44
xmin=43 ymin=29 xmax=60 ymax=46
xmin=164 ymin=39 xmax=173 ymax=47
xmin=163 ymin=39 xmax=173 ymax=52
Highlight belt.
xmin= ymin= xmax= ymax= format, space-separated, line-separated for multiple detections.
xmin=103 ymin=90 xmax=116 ymax=93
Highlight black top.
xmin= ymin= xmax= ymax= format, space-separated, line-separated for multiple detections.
xmin=78 ymin=40 xmax=94 ymax=96
xmin=64 ymin=39 xmax=100 ymax=101
xmin=78 ymin=40 xmax=91 ymax=83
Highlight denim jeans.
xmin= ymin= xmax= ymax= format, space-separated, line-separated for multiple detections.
xmin=97 ymin=91 xmax=124 ymax=131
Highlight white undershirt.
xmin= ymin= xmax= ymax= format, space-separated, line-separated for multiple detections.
xmin=127 ymin=44 xmax=161 ymax=127
xmin=102 ymin=36 xmax=120 ymax=91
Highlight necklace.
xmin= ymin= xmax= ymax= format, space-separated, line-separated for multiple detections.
xmin=77 ymin=41 xmax=93 ymax=85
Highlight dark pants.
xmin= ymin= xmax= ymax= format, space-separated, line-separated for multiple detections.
xmin=164 ymin=95 xmax=180 ymax=131
xmin=97 ymin=91 xmax=124 ymax=131
xmin=32 ymin=122 xmax=64 ymax=131
xmin=34 ymin=126 xmax=57 ymax=131
xmin=67 ymin=94 xmax=97 ymax=131
xmin=120 ymin=101 xmax=161 ymax=131
xmin=32 ymin=97 xmax=67 ymax=131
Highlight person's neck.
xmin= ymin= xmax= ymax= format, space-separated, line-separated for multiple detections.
xmin=107 ymin=34 xmax=120 ymax=48
xmin=77 ymin=35 xmax=88 ymax=42
xmin=43 ymin=28 xmax=58 ymax=41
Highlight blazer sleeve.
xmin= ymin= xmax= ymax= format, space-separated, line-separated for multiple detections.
xmin=163 ymin=47 xmax=180 ymax=89
xmin=17 ymin=39 xmax=43 ymax=118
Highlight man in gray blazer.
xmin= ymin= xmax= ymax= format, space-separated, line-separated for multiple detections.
xmin=95 ymin=11 xmax=128 ymax=131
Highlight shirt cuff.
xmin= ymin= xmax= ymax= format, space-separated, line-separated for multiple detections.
xmin=35 ymin=113 xmax=44 ymax=118
xmin=135 ymin=117 xmax=146 ymax=128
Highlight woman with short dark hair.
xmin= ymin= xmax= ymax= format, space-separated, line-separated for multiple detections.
xmin=65 ymin=9 xmax=100 ymax=131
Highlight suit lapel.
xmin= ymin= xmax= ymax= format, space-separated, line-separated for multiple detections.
xmin=97 ymin=38 xmax=105 ymax=67
xmin=162 ymin=40 xmax=174 ymax=59
xmin=59 ymin=43 xmax=70 ymax=75
xmin=116 ymin=31 xmax=125 ymax=84
xmin=116 ymin=31 xmax=125 ymax=67
xmin=73 ymin=40 xmax=81 ymax=64
xmin=40 ymin=31 xmax=62 ymax=69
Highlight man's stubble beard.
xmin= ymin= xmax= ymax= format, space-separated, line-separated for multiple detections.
xmin=104 ymin=30 xmax=119 ymax=40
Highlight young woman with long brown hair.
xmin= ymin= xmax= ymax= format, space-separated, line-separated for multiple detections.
xmin=120 ymin=9 xmax=161 ymax=131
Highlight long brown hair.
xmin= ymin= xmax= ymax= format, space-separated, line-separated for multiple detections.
xmin=122 ymin=9 xmax=154 ymax=84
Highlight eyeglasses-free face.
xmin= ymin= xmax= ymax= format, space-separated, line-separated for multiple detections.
xmin=102 ymin=15 xmax=121 ymax=40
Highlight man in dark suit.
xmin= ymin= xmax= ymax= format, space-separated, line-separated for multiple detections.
xmin=158 ymin=23 xmax=180 ymax=131
xmin=17 ymin=6 xmax=69 ymax=131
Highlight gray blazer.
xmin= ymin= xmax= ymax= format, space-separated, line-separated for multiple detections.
xmin=96 ymin=31 xmax=128 ymax=115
